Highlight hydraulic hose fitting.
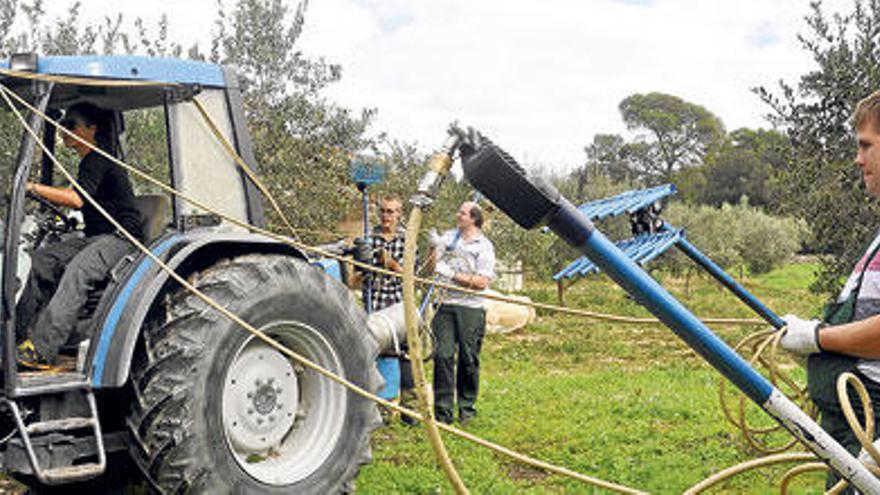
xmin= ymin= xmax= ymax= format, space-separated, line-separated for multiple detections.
xmin=411 ymin=125 xmax=463 ymax=209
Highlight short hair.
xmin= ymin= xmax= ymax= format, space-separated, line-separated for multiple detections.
xmin=62 ymin=102 xmax=115 ymax=153
xmin=855 ymin=90 xmax=880 ymax=131
xmin=378 ymin=194 xmax=402 ymax=211
xmin=469 ymin=203 xmax=484 ymax=228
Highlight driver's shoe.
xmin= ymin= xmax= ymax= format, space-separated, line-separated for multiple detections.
xmin=17 ymin=340 xmax=58 ymax=372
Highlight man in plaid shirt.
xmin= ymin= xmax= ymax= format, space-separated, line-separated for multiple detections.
xmin=364 ymin=195 xmax=407 ymax=310
xmin=358 ymin=194 xmax=422 ymax=424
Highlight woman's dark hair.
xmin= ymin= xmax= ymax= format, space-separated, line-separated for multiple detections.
xmin=469 ymin=203 xmax=484 ymax=229
xmin=62 ymin=102 xmax=115 ymax=154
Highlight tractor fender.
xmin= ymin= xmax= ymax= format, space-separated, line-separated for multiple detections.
xmin=87 ymin=230 xmax=308 ymax=388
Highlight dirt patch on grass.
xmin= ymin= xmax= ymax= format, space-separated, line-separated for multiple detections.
xmin=507 ymin=464 xmax=549 ymax=482
xmin=503 ymin=332 xmax=546 ymax=343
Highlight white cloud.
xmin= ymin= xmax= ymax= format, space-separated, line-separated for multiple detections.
xmin=45 ymin=0 xmax=856 ymax=173
xmin=299 ymin=0 xmax=853 ymax=172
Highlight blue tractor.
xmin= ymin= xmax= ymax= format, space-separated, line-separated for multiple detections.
xmin=0 ymin=54 xmax=381 ymax=493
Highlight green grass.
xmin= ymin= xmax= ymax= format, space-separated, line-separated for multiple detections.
xmin=358 ymin=262 xmax=830 ymax=493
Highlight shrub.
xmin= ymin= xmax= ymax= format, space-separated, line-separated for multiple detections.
xmin=661 ymin=199 xmax=808 ymax=276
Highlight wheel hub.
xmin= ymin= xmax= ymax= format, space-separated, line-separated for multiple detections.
xmin=222 ymin=320 xmax=349 ymax=486
xmin=253 ymin=382 xmax=278 ymax=414
xmin=223 ymin=343 xmax=299 ymax=453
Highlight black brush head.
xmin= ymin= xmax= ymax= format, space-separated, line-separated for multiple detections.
xmin=460 ymin=137 xmax=561 ymax=230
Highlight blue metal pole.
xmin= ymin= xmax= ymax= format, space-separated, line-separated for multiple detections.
xmin=675 ymin=235 xmax=786 ymax=329
xmin=542 ymin=198 xmax=880 ymax=491
xmin=419 ymin=230 xmax=461 ymax=316
xmin=361 ymin=186 xmax=372 ymax=314
xmin=461 ymin=142 xmax=880 ymax=490
xmin=548 ymin=201 xmax=772 ymax=403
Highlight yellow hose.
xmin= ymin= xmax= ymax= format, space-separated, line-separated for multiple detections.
xmin=403 ymin=206 xmax=469 ymax=494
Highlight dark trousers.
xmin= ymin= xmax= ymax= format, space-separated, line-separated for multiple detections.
xmin=807 ymin=352 xmax=880 ymax=492
xmin=432 ymin=304 xmax=486 ymax=423
xmin=16 ymin=234 xmax=132 ymax=361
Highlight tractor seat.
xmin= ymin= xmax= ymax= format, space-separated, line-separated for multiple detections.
xmin=133 ymin=194 xmax=171 ymax=244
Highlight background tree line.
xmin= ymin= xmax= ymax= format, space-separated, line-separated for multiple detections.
xmin=560 ymin=0 xmax=880 ymax=298
xmin=0 ymin=0 xmax=874 ymax=298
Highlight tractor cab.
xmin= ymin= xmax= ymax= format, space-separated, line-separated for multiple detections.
xmin=0 ymin=53 xmax=268 ymax=370
xmin=0 ymin=54 xmax=337 ymax=490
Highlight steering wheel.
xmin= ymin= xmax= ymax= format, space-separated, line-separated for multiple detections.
xmin=24 ymin=191 xmax=78 ymax=251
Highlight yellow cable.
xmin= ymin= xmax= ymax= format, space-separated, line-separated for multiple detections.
xmin=403 ymin=205 xmax=468 ymax=494
xmin=0 ymin=67 xmax=178 ymax=87
xmin=682 ymin=452 xmax=817 ymax=494
xmin=698 ymin=331 xmax=880 ymax=493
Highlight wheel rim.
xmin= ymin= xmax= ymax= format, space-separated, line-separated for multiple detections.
xmin=222 ymin=320 xmax=348 ymax=485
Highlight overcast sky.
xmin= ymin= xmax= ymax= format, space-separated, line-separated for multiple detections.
xmin=58 ymin=0 xmax=852 ymax=174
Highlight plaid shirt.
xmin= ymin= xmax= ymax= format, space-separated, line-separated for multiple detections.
xmin=365 ymin=225 xmax=409 ymax=310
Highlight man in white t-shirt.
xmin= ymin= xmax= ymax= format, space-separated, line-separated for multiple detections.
xmin=431 ymin=201 xmax=495 ymax=426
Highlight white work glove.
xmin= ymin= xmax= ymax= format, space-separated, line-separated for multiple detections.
xmin=434 ymin=261 xmax=455 ymax=280
xmin=779 ymin=314 xmax=823 ymax=356
xmin=427 ymin=229 xmax=444 ymax=250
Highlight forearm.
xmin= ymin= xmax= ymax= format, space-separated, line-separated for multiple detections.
xmin=450 ymin=271 xmax=490 ymax=290
xmin=819 ymin=314 xmax=880 ymax=358
xmin=27 ymin=182 xmax=83 ymax=209
xmin=387 ymin=258 xmax=403 ymax=273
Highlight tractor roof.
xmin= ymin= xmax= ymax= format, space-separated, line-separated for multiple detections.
xmin=0 ymin=54 xmax=231 ymax=111
xmin=0 ymin=55 xmax=226 ymax=87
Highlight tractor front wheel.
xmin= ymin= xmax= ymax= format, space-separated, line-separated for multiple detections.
xmin=127 ymin=254 xmax=381 ymax=493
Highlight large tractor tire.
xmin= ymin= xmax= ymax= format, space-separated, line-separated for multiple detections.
xmin=126 ymin=254 xmax=382 ymax=493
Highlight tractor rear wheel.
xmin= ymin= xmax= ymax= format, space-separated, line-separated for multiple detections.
xmin=127 ymin=254 xmax=382 ymax=493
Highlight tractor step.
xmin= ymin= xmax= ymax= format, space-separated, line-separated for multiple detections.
xmin=15 ymin=372 xmax=88 ymax=397
xmin=2 ymin=388 xmax=106 ymax=484
xmin=40 ymin=463 xmax=106 ymax=484
xmin=26 ymin=416 xmax=95 ymax=435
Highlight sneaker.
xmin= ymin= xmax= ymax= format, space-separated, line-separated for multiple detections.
xmin=459 ymin=414 xmax=475 ymax=428
xmin=17 ymin=340 xmax=57 ymax=371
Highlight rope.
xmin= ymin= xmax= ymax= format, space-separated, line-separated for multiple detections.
xmin=717 ymin=330 xmax=814 ymax=454
xmin=190 ymin=97 xmax=299 ymax=240
xmin=0 ymin=81 xmax=643 ymax=494
xmin=0 ymin=67 xmax=177 ymax=87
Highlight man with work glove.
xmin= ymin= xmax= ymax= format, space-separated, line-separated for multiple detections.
xmin=779 ymin=90 xmax=880 ymax=491
xmin=429 ymin=201 xmax=495 ymax=426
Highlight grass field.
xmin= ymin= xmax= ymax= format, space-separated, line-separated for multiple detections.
xmin=357 ymin=262 xmax=832 ymax=494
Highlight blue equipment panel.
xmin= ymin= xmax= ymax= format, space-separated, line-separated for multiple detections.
xmin=312 ymin=258 xmax=342 ymax=281
xmin=350 ymin=159 xmax=386 ymax=186
xmin=577 ymin=184 xmax=676 ymax=221
xmin=376 ymin=357 xmax=401 ymax=400
xmin=554 ymin=228 xmax=683 ymax=280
